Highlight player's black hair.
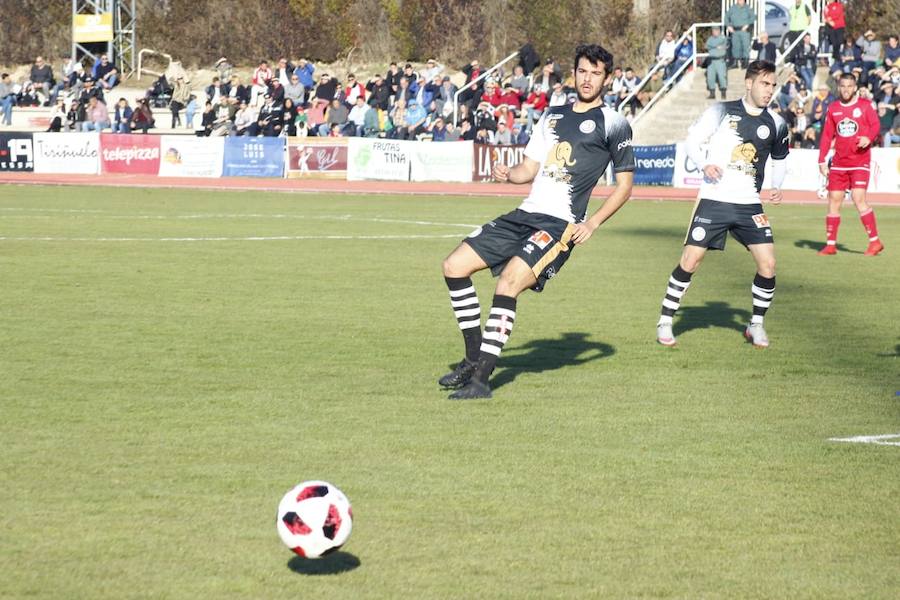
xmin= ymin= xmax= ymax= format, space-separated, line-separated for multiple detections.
xmin=745 ymin=60 xmax=776 ymax=81
xmin=838 ymin=72 xmax=858 ymax=84
xmin=574 ymin=43 xmax=613 ymax=76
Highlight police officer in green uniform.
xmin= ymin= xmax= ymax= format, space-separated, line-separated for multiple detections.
xmin=706 ymin=27 xmax=728 ymax=99
xmin=725 ymin=0 xmax=756 ymax=69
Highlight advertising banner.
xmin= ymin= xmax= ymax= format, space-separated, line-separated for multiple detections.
xmin=158 ymin=135 xmax=224 ymax=178
xmin=871 ymin=148 xmax=900 ymax=194
xmin=0 ymin=132 xmax=34 ymax=172
xmin=33 ymin=132 xmax=99 ymax=174
xmin=99 ymin=133 xmax=161 ymax=174
xmin=286 ymin=138 xmax=348 ymax=179
xmin=673 ymin=142 xmax=702 ymax=188
xmin=73 ymin=13 xmax=113 ymax=43
xmin=223 ymin=137 xmax=286 ymax=178
xmin=633 ymin=144 xmax=676 ymax=186
xmin=346 ymin=138 xmax=410 ymax=181
xmin=472 ymin=144 xmax=526 ymax=182
xmin=410 ymin=141 xmax=472 ymax=182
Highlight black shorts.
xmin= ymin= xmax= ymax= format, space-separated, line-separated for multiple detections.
xmin=463 ymin=209 xmax=575 ymax=292
xmin=684 ymin=198 xmax=774 ymax=250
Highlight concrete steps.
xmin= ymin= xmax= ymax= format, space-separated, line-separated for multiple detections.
xmin=631 ymin=68 xmax=749 ymax=146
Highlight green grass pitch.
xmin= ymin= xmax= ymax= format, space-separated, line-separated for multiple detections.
xmin=1 ymin=184 xmax=898 ymax=599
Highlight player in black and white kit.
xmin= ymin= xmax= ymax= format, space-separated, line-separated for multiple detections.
xmin=439 ymin=43 xmax=635 ymax=399
xmin=656 ymin=60 xmax=788 ymax=349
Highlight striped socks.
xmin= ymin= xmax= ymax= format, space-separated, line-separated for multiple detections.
xmin=751 ymin=273 xmax=775 ymax=324
xmin=658 ymin=265 xmax=693 ymax=324
xmin=474 ymin=295 xmax=517 ymax=382
xmin=445 ymin=276 xmax=481 ymax=362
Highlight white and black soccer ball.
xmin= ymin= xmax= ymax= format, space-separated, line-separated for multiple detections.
xmin=276 ymin=481 xmax=353 ymax=558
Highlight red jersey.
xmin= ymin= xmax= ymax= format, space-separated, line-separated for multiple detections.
xmin=817 ymin=97 xmax=879 ymax=168
xmin=824 ymin=1 xmax=845 ymax=29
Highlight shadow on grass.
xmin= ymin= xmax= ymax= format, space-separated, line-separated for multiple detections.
xmin=673 ymin=301 xmax=751 ymax=337
xmin=794 ymin=239 xmax=862 ymax=254
xmin=613 ymin=226 xmax=685 ymax=239
xmin=876 ymin=341 xmax=900 ymax=358
xmin=287 ymin=551 xmax=361 ymax=576
xmin=490 ymin=332 xmax=615 ymax=391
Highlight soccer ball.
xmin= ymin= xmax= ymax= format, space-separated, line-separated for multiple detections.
xmin=276 ymin=481 xmax=353 ymax=558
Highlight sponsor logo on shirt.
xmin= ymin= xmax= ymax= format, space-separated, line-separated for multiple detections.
xmin=617 ymin=138 xmax=633 ymax=151
xmin=837 ymin=118 xmax=858 ymax=137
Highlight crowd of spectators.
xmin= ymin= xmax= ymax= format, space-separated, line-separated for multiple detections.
xmin=777 ymin=23 xmax=900 ymax=149
xmin=3 ymin=45 xmax=674 ymax=143
xmin=4 ymin=5 xmax=899 ymax=149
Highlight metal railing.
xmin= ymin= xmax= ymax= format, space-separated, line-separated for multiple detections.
xmin=618 ymin=22 xmax=721 ymax=126
xmin=452 ymin=51 xmax=519 ymax=126
xmin=137 ymin=48 xmax=173 ymax=80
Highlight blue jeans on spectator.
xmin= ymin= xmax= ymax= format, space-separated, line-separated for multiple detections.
xmin=883 ymin=132 xmax=900 ymax=148
xmin=82 ymin=120 xmax=110 ymax=132
xmin=0 ymin=95 xmax=13 ymax=125
xmin=114 ymin=121 xmax=131 ymax=133
xmin=798 ymin=66 xmax=814 ymax=91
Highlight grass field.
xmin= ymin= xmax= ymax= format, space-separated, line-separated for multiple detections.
xmin=1 ymin=184 xmax=898 ymax=599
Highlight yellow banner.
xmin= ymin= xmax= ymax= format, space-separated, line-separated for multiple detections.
xmin=73 ymin=13 xmax=113 ymax=43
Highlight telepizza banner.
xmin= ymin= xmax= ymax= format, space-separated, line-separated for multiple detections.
xmin=346 ymin=138 xmax=410 ymax=181
xmin=33 ymin=132 xmax=99 ymax=174
xmin=158 ymin=135 xmax=224 ymax=178
xmin=286 ymin=138 xmax=347 ymax=179
xmin=633 ymin=144 xmax=675 ymax=186
xmin=99 ymin=133 xmax=161 ymax=174
xmin=409 ymin=140 xmax=472 ymax=182
xmin=223 ymin=137 xmax=286 ymax=178
xmin=0 ymin=132 xmax=34 ymax=172
xmin=472 ymin=144 xmax=525 ymax=182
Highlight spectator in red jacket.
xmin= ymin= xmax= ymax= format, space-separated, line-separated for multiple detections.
xmin=823 ymin=0 xmax=846 ymax=61
xmin=522 ymin=86 xmax=548 ymax=133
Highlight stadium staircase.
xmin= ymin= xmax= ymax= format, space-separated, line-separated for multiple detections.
xmin=630 ymin=68 xmax=748 ymax=145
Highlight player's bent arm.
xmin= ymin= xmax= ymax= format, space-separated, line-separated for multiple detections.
xmin=571 ymin=171 xmax=634 ymax=244
xmin=507 ymin=156 xmax=541 ymax=184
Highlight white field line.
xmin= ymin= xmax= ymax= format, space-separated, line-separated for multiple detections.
xmin=827 ymin=433 xmax=900 ymax=447
xmin=0 ymin=211 xmax=477 ymax=242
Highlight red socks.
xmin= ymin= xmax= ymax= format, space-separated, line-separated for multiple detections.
xmin=859 ymin=209 xmax=879 ymax=241
xmin=825 ymin=214 xmax=840 ymax=246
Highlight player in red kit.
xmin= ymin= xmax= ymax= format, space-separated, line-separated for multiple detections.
xmin=817 ymin=73 xmax=884 ymax=256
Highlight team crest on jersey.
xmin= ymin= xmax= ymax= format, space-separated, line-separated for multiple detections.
xmin=543 ymin=142 xmax=576 ymax=183
xmin=756 ymin=125 xmax=770 ymax=139
xmin=579 ymin=120 xmax=596 ymax=134
xmin=837 ymin=118 xmax=858 ymax=137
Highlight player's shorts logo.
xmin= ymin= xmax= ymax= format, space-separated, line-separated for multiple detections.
xmin=528 ymin=230 xmax=554 ymax=249
xmin=468 ymin=227 xmax=483 ymax=238
xmin=579 ymin=120 xmax=596 ymax=134
xmin=691 ymin=226 xmax=706 ymax=241
xmin=756 ymin=125 xmax=770 ymax=140
xmin=752 ymin=213 xmax=770 ymax=228
xmin=837 ymin=118 xmax=858 ymax=137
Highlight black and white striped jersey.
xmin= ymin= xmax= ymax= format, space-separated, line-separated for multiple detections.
xmin=686 ymin=99 xmax=789 ymax=205
xmin=519 ymin=104 xmax=635 ymax=223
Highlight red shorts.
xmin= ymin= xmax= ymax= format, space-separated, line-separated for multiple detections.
xmin=827 ymin=167 xmax=870 ymax=191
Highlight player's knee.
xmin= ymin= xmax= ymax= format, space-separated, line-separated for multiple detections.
xmin=758 ymin=257 xmax=776 ymax=277
xmin=680 ymin=255 xmax=703 ymax=273
xmin=442 ymin=255 xmax=466 ymax=278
